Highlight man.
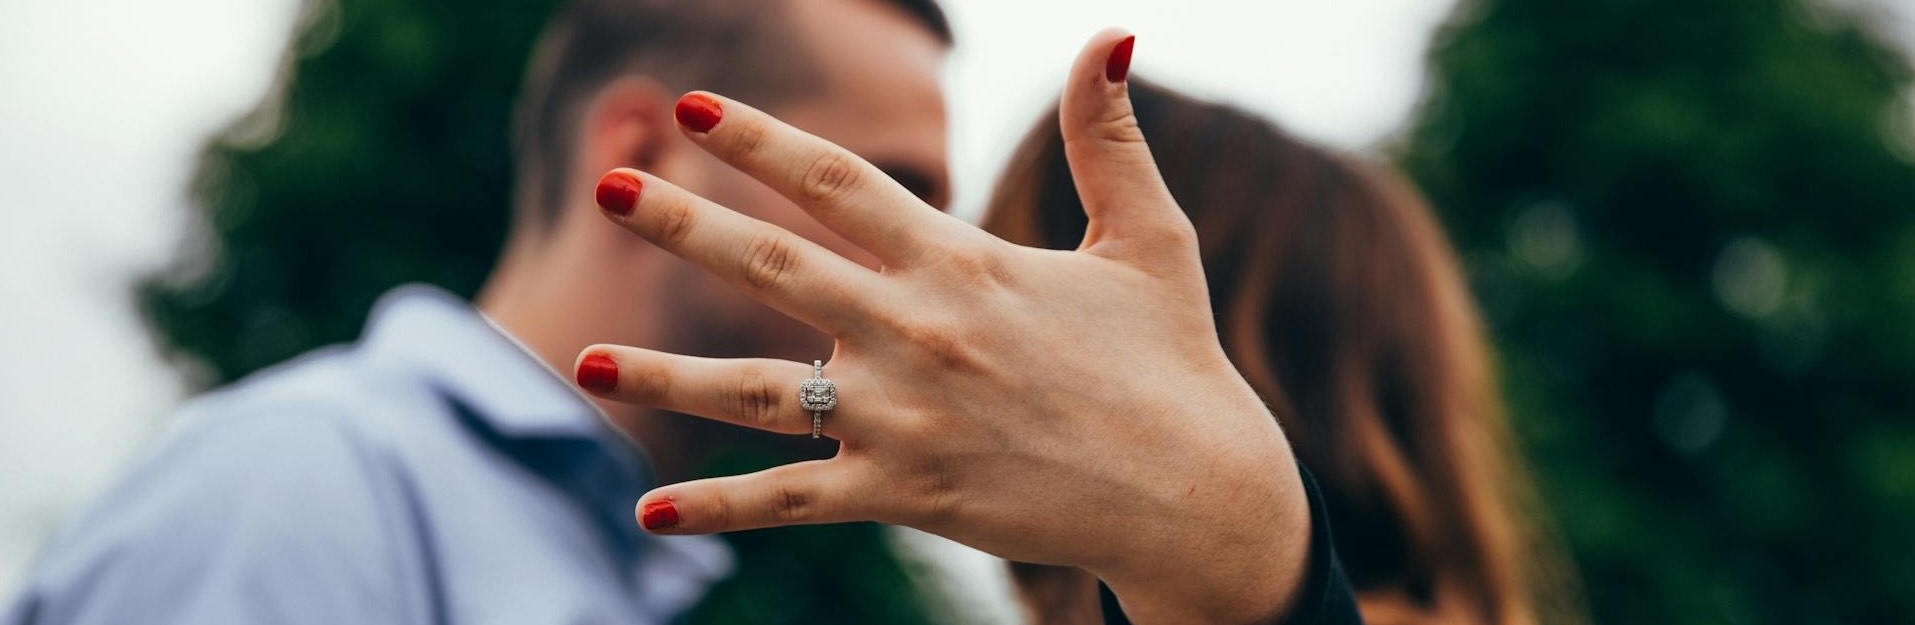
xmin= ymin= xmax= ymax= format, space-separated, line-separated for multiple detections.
xmin=5 ymin=0 xmax=953 ymax=622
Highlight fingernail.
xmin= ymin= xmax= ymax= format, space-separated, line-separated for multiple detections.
xmin=576 ymin=353 xmax=619 ymax=393
xmin=595 ymin=171 xmax=641 ymax=216
xmin=1105 ymin=35 xmax=1136 ymax=83
xmin=640 ymin=499 xmax=680 ymax=531
xmin=675 ymin=93 xmax=722 ymax=133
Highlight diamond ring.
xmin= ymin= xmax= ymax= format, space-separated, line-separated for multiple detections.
xmin=797 ymin=360 xmax=836 ymax=439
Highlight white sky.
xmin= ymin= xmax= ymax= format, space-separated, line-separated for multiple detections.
xmin=941 ymin=0 xmax=1455 ymax=218
xmin=0 ymin=0 xmax=308 ymax=598
xmin=4 ymin=0 xmax=1905 ymax=616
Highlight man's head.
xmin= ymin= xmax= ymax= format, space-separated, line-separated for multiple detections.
xmin=502 ymin=0 xmax=952 ymax=362
xmin=477 ymin=0 xmax=951 ymax=470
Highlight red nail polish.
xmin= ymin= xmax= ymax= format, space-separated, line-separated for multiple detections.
xmin=675 ymin=93 xmax=722 ymax=133
xmin=640 ymin=499 xmax=680 ymax=531
xmin=595 ymin=171 xmax=641 ymax=216
xmin=577 ymin=353 xmax=619 ymax=393
xmin=1105 ymin=35 xmax=1136 ymax=83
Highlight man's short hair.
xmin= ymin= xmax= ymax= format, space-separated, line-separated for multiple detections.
xmin=512 ymin=0 xmax=952 ymax=225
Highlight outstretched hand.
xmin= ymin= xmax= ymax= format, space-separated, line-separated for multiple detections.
xmin=579 ymin=31 xmax=1311 ymax=625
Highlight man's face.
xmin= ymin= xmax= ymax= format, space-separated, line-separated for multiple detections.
xmin=661 ymin=0 xmax=949 ymax=363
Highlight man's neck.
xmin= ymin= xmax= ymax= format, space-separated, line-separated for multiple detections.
xmin=474 ymin=230 xmax=704 ymax=482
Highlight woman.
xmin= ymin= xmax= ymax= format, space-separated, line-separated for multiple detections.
xmin=982 ymin=81 xmax=1579 ymax=625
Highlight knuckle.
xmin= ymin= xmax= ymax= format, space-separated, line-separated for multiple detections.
xmin=881 ymin=409 xmax=939 ymax=443
xmin=936 ymin=248 xmax=1014 ymax=290
xmin=739 ymin=232 xmax=799 ymax=292
xmin=733 ymin=366 xmax=783 ymax=430
xmin=897 ymin=319 xmax=981 ymax=372
xmin=1095 ymin=107 xmax=1147 ymax=145
xmin=648 ymin=198 xmax=697 ymax=248
xmin=728 ymin=120 xmax=770 ymax=160
xmin=772 ymin=484 xmax=813 ymax=524
xmin=874 ymin=409 xmax=939 ymax=449
xmin=897 ymin=459 xmax=961 ymax=528
xmin=627 ymin=365 xmax=673 ymax=403
xmin=1155 ymin=215 xmax=1200 ymax=248
xmin=708 ymin=492 xmax=734 ymax=532
xmin=798 ymin=152 xmax=863 ymax=206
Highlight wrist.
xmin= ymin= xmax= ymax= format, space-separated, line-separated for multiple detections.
xmin=1090 ymin=437 xmax=1314 ymax=625
xmin=1100 ymin=572 xmax=1293 ymax=625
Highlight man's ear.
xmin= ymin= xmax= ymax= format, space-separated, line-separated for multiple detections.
xmin=579 ymin=76 xmax=676 ymax=175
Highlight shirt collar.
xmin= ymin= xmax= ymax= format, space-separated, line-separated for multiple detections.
xmin=359 ymin=284 xmax=608 ymax=441
xmin=358 ymin=284 xmax=737 ymax=601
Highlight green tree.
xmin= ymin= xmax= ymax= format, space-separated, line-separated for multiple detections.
xmin=137 ymin=1 xmax=939 ymax=623
xmin=1401 ymin=0 xmax=1915 ymax=622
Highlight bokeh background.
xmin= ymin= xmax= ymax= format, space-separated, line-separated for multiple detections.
xmin=3 ymin=0 xmax=1913 ymax=623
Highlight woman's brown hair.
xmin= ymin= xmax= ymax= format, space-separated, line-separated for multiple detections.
xmin=982 ymin=81 xmax=1579 ymax=625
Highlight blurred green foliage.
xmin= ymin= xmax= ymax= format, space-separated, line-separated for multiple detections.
xmin=1401 ymin=0 xmax=1915 ymax=622
xmin=136 ymin=1 xmax=938 ymax=623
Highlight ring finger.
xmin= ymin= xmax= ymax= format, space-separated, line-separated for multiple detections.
xmin=575 ymin=346 xmax=860 ymax=439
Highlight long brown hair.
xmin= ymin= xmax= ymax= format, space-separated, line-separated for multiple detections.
xmin=982 ymin=81 xmax=1578 ymax=625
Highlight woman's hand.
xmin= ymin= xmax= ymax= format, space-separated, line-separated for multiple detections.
xmin=579 ymin=31 xmax=1312 ymax=625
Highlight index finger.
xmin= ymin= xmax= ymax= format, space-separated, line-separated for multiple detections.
xmin=671 ymin=92 xmax=982 ymax=267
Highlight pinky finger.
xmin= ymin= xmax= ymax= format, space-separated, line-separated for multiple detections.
xmin=637 ymin=460 xmax=869 ymax=534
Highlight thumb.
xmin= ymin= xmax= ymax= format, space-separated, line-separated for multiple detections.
xmin=1058 ymin=30 xmax=1185 ymax=252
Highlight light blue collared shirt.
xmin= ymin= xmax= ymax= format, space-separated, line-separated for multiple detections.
xmin=5 ymin=285 xmax=732 ymax=625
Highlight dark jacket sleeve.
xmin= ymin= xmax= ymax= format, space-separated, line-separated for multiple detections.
xmin=1099 ymin=464 xmax=1363 ymax=625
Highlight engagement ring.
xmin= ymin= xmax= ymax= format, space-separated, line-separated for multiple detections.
xmin=798 ymin=360 xmax=836 ymax=439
